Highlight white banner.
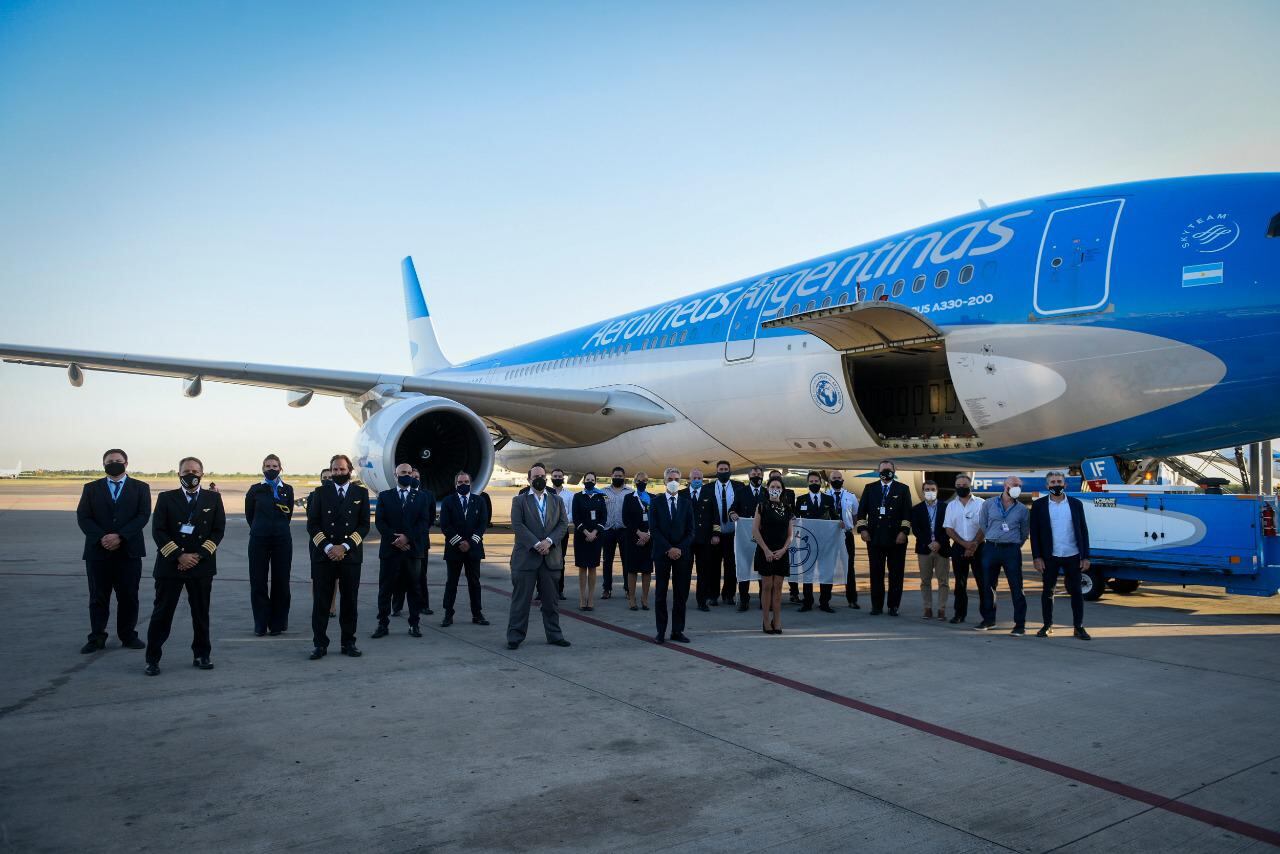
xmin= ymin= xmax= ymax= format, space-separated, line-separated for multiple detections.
xmin=734 ymin=518 xmax=847 ymax=584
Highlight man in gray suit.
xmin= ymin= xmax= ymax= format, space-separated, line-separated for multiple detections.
xmin=506 ymin=463 xmax=572 ymax=650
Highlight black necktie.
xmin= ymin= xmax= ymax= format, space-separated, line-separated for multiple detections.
xmin=400 ymin=489 xmax=407 ymax=505
xmin=669 ymin=496 xmax=676 ymax=517
xmin=720 ymin=485 xmax=728 ymax=524
xmin=337 ymin=487 xmax=345 ymax=501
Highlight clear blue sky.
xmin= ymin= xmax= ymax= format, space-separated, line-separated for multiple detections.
xmin=1 ymin=0 xmax=1277 ymax=472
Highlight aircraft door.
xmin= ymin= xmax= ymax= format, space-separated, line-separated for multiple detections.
xmin=1033 ymin=198 xmax=1124 ymax=316
xmin=724 ymin=281 xmax=777 ymax=362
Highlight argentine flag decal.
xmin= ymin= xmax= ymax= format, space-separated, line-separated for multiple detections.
xmin=1182 ymin=262 xmax=1223 ymax=287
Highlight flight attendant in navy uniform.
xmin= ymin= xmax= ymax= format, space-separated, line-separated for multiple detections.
xmin=244 ymin=453 xmax=294 ymax=636
xmin=855 ymin=459 xmax=913 ymax=616
xmin=795 ymin=470 xmax=838 ymax=612
xmin=306 ymin=454 xmax=371 ymax=659
xmin=621 ymin=474 xmax=654 ymax=610
xmin=571 ymin=473 xmax=608 ymax=611
xmin=76 ymin=448 xmax=152 ymax=653
xmin=439 ymin=470 xmax=492 ymax=627
xmin=144 ymin=457 xmax=226 ymax=675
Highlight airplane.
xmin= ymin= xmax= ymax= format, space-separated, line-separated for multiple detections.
xmin=0 ymin=460 xmax=24 ymax=479
xmin=2 ymin=173 xmax=1278 ymax=499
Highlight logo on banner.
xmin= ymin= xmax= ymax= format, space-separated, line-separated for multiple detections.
xmin=810 ymin=372 xmax=843 ymax=414
xmin=789 ymin=527 xmax=819 ymax=579
xmin=1179 ymin=214 xmax=1240 ymax=253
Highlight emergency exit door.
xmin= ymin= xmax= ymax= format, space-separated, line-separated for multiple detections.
xmin=724 ymin=282 xmax=777 ymax=362
xmin=1033 ymin=198 xmax=1124 ymax=316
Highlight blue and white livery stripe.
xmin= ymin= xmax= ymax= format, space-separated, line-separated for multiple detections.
xmin=1182 ymin=262 xmax=1223 ymax=287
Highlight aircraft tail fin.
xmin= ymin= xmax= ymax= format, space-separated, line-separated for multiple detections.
xmin=401 ymin=256 xmax=452 ymax=375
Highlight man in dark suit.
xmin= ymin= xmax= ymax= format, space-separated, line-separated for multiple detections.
xmin=685 ymin=468 xmax=718 ymax=612
xmin=507 ymin=463 xmax=571 ymax=649
xmin=76 ymin=448 xmax=151 ymax=655
xmin=391 ymin=466 xmax=435 ymax=617
xmin=76 ymin=448 xmax=152 ymax=653
xmin=144 ymin=457 xmax=226 ymax=675
xmin=306 ymin=454 xmax=371 ymax=660
xmin=244 ymin=453 xmax=294 ymax=637
xmin=855 ymin=459 xmax=913 ymax=616
xmin=796 ymin=470 xmax=838 ymax=612
xmin=1030 ymin=471 xmax=1092 ymax=640
xmin=373 ymin=462 xmax=434 ymax=639
xmin=729 ymin=466 xmax=766 ymax=611
xmin=439 ymin=470 xmax=492 ymax=628
xmin=910 ymin=480 xmax=952 ymax=620
xmin=705 ymin=460 xmax=742 ymax=608
xmin=651 ymin=467 xmax=695 ymax=644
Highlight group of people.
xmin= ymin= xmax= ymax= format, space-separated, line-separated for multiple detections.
xmin=75 ymin=449 xmax=1094 ymax=675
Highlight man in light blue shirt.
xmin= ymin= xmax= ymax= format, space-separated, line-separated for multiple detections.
xmin=975 ymin=475 xmax=1030 ymax=634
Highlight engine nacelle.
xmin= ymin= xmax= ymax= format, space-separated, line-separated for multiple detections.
xmin=353 ymin=395 xmax=494 ymax=497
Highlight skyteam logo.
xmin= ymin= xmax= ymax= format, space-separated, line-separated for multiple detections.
xmin=789 ymin=527 xmax=819 ymax=581
xmin=810 ymin=372 xmax=843 ymax=413
xmin=1180 ymin=213 xmax=1240 ymax=253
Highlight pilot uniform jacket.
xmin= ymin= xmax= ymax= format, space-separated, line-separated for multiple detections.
xmin=306 ymin=481 xmax=371 ymax=564
xmin=1029 ymin=496 xmax=1091 ymax=562
xmin=855 ymin=480 xmax=913 ymax=548
xmin=376 ymin=487 xmax=434 ymax=559
xmin=732 ymin=483 xmax=767 ymax=522
xmin=152 ymin=488 xmax=226 ymax=579
xmin=795 ymin=490 xmax=837 ymax=521
xmin=679 ymin=485 xmax=717 ymax=545
xmin=910 ymin=501 xmax=952 ymax=557
xmin=77 ymin=476 xmax=152 ymax=560
xmin=245 ymin=480 xmax=294 ymax=536
xmin=439 ymin=491 xmax=491 ymax=561
xmin=650 ymin=491 xmax=695 ymax=560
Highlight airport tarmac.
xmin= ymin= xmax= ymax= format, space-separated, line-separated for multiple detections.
xmin=1 ymin=480 xmax=1278 ymax=853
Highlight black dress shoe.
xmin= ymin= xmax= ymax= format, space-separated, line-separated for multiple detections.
xmin=507 ymin=641 xmax=520 ymax=650
xmin=371 ymin=626 xmax=389 ymax=638
xmin=708 ymin=599 xmax=719 ymax=607
xmin=736 ymin=603 xmax=749 ymax=612
xmin=144 ymin=663 xmax=160 ymax=676
xmin=408 ymin=625 xmax=422 ymax=638
xmin=655 ymin=634 xmax=666 ymax=644
xmin=819 ymin=604 xmax=835 ymax=613
xmin=798 ymin=604 xmax=813 ymax=612
xmin=80 ymin=639 xmax=106 ymax=654
xmin=193 ymin=656 xmax=214 ymax=670
xmin=548 ymin=638 xmax=571 ymax=647
xmin=254 ymin=630 xmax=267 ymax=637
xmin=697 ymin=603 xmax=710 ymax=612
xmin=473 ymin=617 xmax=490 ymax=626
xmin=670 ymin=632 xmax=690 ymax=643
xmin=888 ymin=608 xmax=899 ymax=616
xmin=340 ymin=645 xmax=362 ymax=657
xmin=309 ymin=647 xmax=327 ymax=660
xmin=1074 ymin=627 xmax=1092 ymax=641
xmin=440 ymin=616 xmax=454 ymax=627
xmin=268 ymin=629 xmax=283 ymax=636
xmin=123 ymin=637 xmax=146 ymax=650
xmin=869 ymin=608 xmax=883 ymax=615
xmin=949 ymin=615 xmax=964 ymax=624
xmin=391 ymin=610 xmax=402 ymax=618
xmin=424 ymin=608 xmax=435 ymax=615
xmin=848 ymin=601 xmax=861 ymax=609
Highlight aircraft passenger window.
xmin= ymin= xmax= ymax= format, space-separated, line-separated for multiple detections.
xmin=872 ymin=284 xmax=886 ymax=300
xmin=805 ymin=300 xmax=816 ymax=312
xmin=838 ymin=292 xmax=850 ymax=305
xmin=934 ymin=269 xmax=949 ymax=289
xmin=857 ymin=287 xmax=867 ymax=301
xmin=891 ymin=278 xmax=905 ymax=297
xmin=912 ymin=274 xmax=926 ymax=293
xmin=679 ymin=329 xmax=688 ymax=343
xmin=624 ymin=342 xmax=631 ymax=353
xmin=660 ymin=334 xmax=668 ymax=347
xmin=791 ymin=304 xmax=800 ymax=315
xmin=821 ymin=296 xmax=832 ymax=308
xmin=959 ymin=264 xmax=974 ymax=284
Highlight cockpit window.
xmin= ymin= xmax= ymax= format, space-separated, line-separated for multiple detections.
xmin=1268 ymin=211 xmax=1280 ymax=238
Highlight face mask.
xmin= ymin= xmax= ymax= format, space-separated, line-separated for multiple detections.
xmin=456 ymin=483 xmax=471 ymax=496
xmin=531 ymin=476 xmax=546 ymax=492
xmin=397 ymin=474 xmax=415 ymax=487
xmin=1007 ymin=486 xmax=1022 ymax=499
xmin=612 ymin=477 xmax=624 ymax=488
xmin=749 ymin=476 xmax=762 ymax=487
xmin=635 ymin=481 xmax=647 ymax=491
xmin=768 ymin=487 xmax=782 ymax=499
xmin=691 ymin=479 xmax=703 ymax=490
xmin=956 ymin=486 xmax=971 ymax=498
xmin=584 ymin=480 xmax=596 ymax=491
xmin=552 ymin=478 xmax=564 ymax=489
xmin=263 ymin=469 xmax=279 ymax=481
xmin=880 ymin=470 xmax=894 ymax=481
xmin=180 ymin=473 xmax=201 ymax=489
xmin=1048 ymin=485 xmax=1064 ymax=496
xmin=830 ymin=479 xmax=843 ymax=489
xmin=924 ymin=491 xmax=937 ymax=502
xmin=808 ymin=483 xmax=820 ymax=493
xmin=331 ymin=473 xmax=350 ymax=485
xmin=104 ymin=461 xmax=126 ymax=477
xmin=410 ymin=477 xmax=420 ymax=489
xmin=665 ymin=480 xmax=680 ymax=495
xmin=716 ymin=472 xmax=730 ymax=483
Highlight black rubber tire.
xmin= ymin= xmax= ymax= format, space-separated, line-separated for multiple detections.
xmin=1107 ymin=579 xmax=1141 ymax=594
xmin=1082 ymin=567 xmax=1106 ymax=601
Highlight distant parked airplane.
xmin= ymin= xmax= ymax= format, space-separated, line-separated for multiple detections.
xmin=0 ymin=461 xmax=25 ymax=478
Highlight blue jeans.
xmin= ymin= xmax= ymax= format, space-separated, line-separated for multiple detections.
xmin=980 ymin=542 xmax=1026 ymax=627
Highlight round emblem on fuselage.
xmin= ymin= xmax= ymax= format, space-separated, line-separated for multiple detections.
xmin=810 ymin=372 xmax=844 ymax=414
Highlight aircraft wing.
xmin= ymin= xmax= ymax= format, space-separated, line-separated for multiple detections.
xmin=0 ymin=343 xmax=674 ymax=447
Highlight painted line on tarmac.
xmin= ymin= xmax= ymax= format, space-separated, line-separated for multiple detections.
xmin=483 ymin=583 xmax=1280 ymax=848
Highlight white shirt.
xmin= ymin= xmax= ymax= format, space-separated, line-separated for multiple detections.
xmin=825 ymin=486 xmax=859 ymax=528
xmin=552 ymin=486 xmax=573 ymax=523
xmin=713 ymin=480 xmax=735 ymax=527
xmin=107 ymin=474 xmax=128 ymax=500
xmin=943 ymin=495 xmax=985 ymax=542
xmin=1047 ymin=496 xmax=1079 ymax=557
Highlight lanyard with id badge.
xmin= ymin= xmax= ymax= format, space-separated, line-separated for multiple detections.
xmin=180 ymin=494 xmax=199 ymax=536
xmin=998 ymin=499 xmax=1014 ymax=535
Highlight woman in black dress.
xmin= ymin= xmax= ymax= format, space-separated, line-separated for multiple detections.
xmin=571 ymin=473 xmax=608 ymax=611
xmin=621 ymin=473 xmax=654 ymax=611
xmin=753 ymin=475 xmax=794 ymax=634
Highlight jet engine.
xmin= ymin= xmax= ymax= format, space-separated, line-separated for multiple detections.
xmin=352 ymin=395 xmax=494 ymax=497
